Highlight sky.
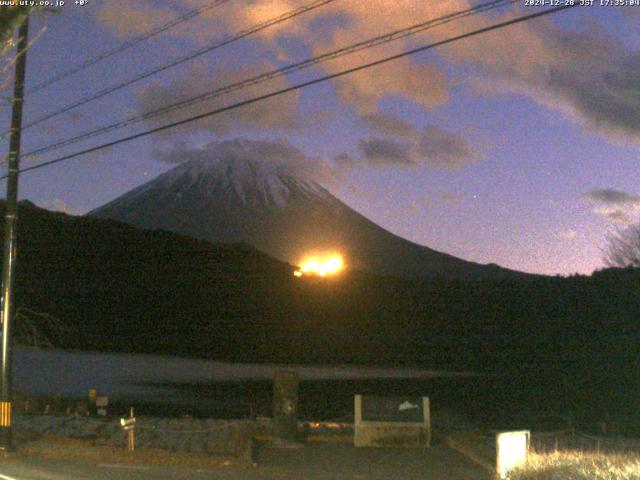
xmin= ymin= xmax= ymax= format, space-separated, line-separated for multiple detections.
xmin=0 ymin=0 xmax=638 ymax=276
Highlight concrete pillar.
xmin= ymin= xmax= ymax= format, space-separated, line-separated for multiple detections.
xmin=272 ymin=370 xmax=299 ymax=443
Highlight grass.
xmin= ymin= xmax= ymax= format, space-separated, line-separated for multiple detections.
xmin=18 ymin=433 xmax=241 ymax=469
xmin=509 ymin=451 xmax=640 ymax=480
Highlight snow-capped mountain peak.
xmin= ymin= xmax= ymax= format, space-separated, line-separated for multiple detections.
xmin=90 ymin=140 xmax=522 ymax=279
xmin=145 ymin=151 xmax=336 ymax=211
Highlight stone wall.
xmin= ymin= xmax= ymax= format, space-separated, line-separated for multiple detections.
xmin=15 ymin=414 xmax=265 ymax=458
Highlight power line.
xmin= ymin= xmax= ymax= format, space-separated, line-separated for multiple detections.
xmin=22 ymin=0 xmax=516 ymax=160
xmin=8 ymin=0 xmax=337 ymax=136
xmin=25 ymin=0 xmax=233 ymax=95
xmin=3 ymin=4 xmax=577 ymax=180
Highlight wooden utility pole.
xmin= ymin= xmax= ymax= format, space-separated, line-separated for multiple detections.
xmin=0 ymin=14 xmax=29 ymax=452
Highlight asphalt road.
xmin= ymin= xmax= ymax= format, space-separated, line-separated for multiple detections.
xmin=0 ymin=444 xmax=490 ymax=479
xmin=0 ymin=457 xmax=224 ymax=480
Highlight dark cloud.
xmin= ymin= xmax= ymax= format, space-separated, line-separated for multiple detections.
xmin=463 ymin=20 xmax=640 ymax=143
xmin=584 ymin=188 xmax=640 ymax=225
xmin=351 ymin=124 xmax=482 ymax=170
xmin=358 ymin=137 xmax=413 ymax=165
xmin=418 ymin=126 xmax=481 ymax=170
xmin=332 ymin=152 xmax=356 ymax=166
xmin=584 ymin=188 xmax=640 ymax=205
xmin=544 ymin=36 xmax=640 ymax=141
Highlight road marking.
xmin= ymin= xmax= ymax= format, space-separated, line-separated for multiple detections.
xmin=0 ymin=473 xmax=20 ymax=480
xmin=97 ymin=463 xmax=151 ymax=470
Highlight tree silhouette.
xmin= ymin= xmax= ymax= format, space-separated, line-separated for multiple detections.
xmin=0 ymin=7 xmax=29 ymax=50
xmin=604 ymin=223 xmax=640 ymax=268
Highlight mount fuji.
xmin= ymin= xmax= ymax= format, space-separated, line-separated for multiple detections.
xmin=89 ymin=141 xmax=522 ymax=279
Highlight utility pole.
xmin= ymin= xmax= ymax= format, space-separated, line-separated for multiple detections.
xmin=0 ymin=14 xmax=29 ymax=452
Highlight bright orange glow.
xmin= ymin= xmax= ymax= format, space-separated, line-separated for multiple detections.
xmin=294 ymin=254 xmax=344 ymax=277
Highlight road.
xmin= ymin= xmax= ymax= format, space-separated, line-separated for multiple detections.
xmin=0 ymin=443 xmax=490 ymax=479
xmin=0 ymin=456 xmax=224 ymax=480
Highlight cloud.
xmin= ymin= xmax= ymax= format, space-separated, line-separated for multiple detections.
xmin=94 ymin=0 xmax=231 ymax=47
xmin=329 ymin=56 xmax=449 ymax=114
xmin=418 ymin=125 xmax=481 ymax=170
xmin=354 ymin=125 xmax=481 ymax=169
xmin=308 ymin=1 xmax=638 ymax=141
xmin=358 ymin=137 xmax=413 ymax=165
xmin=584 ymin=188 xmax=640 ymax=225
xmin=538 ymin=29 xmax=640 ymax=142
xmin=135 ymin=62 xmax=303 ymax=137
xmin=94 ymin=0 xmax=326 ymax=52
xmin=94 ymin=0 xmax=178 ymax=39
xmin=360 ymin=112 xmax=418 ymax=139
xmin=220 ymin=0 xmax=315 ymax=40
xmin=154 ymin=128 xmax=479 ymax=193
xmin=100 ymin=0 xmax=452 ymax=115
xmin=96 ymin=0 xmax=452 ymax=115
xmin=306 ymin=0 xmax=461 ymax=114
xmin=438 ymin=10 xmax=640 ymax=143
xmin=313 ymin=2 xmax=640 ymax=142
xmin=156 ymin=137 xmax=346 ymax=187
xmin=584 ymin=188 xmax=640 ymax=205
xmin=97 ymin=0 xmax=640 ymax=143
xmin=352 ymin=123 xmax=482 ymax=170
xmin=599 ymin=209 xmax=634 ymax=225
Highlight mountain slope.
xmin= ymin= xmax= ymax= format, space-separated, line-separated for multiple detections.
xmin=89 ymin=141 xmax=522 ymax=280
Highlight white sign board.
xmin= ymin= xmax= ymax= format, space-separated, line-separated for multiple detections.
xmin=354 ymin=395 xmax=430 ymax=447
xmin=496 ymin=430 xmax=530 ymax=479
